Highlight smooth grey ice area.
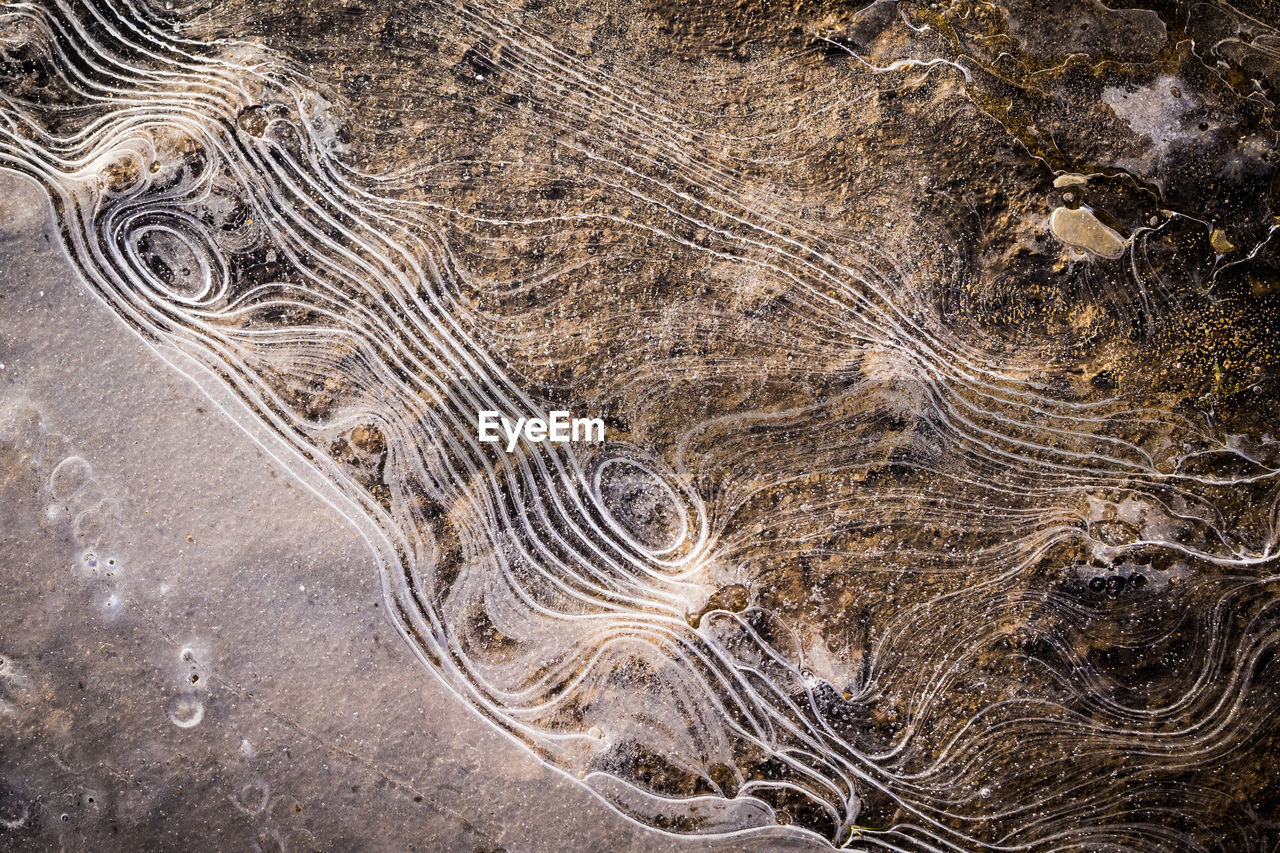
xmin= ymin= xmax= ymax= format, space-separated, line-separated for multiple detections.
xmin=0 ymin=171 xmax=804 ymax=852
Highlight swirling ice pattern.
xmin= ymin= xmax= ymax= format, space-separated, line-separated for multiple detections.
xmin=2 ymin=0 xmax=1280 ymax=848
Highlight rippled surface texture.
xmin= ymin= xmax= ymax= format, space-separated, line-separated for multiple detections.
xmin=2 ymin=0 xmax=1280 ymax=849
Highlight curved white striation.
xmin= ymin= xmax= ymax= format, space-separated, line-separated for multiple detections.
xmin=2 ymin=0 xmax=1279 ymax=849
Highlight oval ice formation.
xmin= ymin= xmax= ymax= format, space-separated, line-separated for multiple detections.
xmin=1049 ymin=205 xmax=1129 ymax=259
xmin=594 ymin=458 xmax=686 ymax=554
xmin=3 ymin=0 xmax=1280 ymax=849
xmin=127 ymin=219 xmax=218 ymax=303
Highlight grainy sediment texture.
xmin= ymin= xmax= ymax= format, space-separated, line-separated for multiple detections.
xmin=1 ymin=0 xmax=1279 ymax=848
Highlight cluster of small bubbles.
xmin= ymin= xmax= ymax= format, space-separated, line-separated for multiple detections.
xmin=182 ymin=646 xmax=208 ymax=686
xmin=1087 ymin=573 xmax=1147 ymax=594
xmin=41 ymin=452 xmax=124 ymax=559
xmin=165 ymin=645 xmax=210 ymax=729
xmin=0 ymin=402 xmax=134 ymax=628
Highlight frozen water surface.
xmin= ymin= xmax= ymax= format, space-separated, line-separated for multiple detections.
xmin=1 ymin=172 xmax=808 ymax=851
xmin=2 ymin=0 xmax=1280 ymax=850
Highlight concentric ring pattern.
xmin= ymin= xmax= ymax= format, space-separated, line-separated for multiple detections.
xmin=2 ymin=0 xmax=1280 ymax=848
